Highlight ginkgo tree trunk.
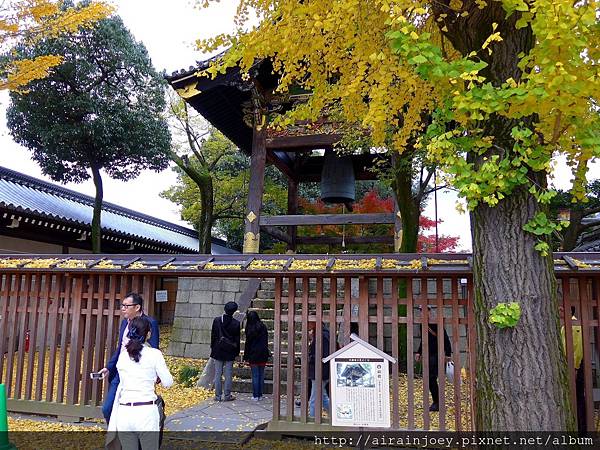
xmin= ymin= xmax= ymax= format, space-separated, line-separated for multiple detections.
xmin=428 ymin=2 xmax=573 ymax=430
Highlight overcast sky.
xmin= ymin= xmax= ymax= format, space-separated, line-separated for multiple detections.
xmin=0 ymin=0 xmax=597 ymax=251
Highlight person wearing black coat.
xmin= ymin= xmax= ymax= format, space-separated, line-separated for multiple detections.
xmin=210 ymin=301 xmax=241 ymax=402
xmin=308 ymin=324 xmax=331 ymax=418
xmin=415 ymin=322 xmax=452 ymax=412
xmin=243 ymin=311 xmax=270 ymax=400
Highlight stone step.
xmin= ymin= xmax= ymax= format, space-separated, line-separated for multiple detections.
xmin=250 ymin=299 xmax=274 ymax=309
xmin=255 ymin=289 xmax=275 ymax=299
xmin=246 ymin=308 xmax=274 ymax=319
xmin=259 ymin=279 xmax=275 ymax=288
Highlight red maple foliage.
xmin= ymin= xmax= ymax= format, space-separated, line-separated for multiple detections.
xmin=298 ymin=189 xmax=460 ymax=252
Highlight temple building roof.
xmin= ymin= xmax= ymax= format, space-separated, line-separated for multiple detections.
xmin=0 ymin=166 xmax=237 ymax=254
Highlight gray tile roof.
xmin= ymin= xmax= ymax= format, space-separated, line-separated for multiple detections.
xmin=0 ymin=166 xmax=236 ymax=254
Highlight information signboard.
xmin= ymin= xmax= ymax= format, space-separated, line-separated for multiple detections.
xmin=324 ymin=334 xmax=395 ymax=428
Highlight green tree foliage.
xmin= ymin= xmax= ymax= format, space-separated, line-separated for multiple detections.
xmin=161 ymin=130 xmax=287 ymax=252
xmin=550 ymin=180 xmax=600 ymax=251
xmin=6 ymin=10 xmax=171 ymax=252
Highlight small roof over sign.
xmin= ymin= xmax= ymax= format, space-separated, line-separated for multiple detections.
xmin=323 ymin=333 xmax=396 ymax=364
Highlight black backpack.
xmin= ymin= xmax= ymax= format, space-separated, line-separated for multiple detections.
xmin=217 ymin=315 xmax=238 ymax=353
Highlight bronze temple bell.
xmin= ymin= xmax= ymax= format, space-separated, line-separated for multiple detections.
xmin=320 ymin=148 xmax=356 ymax=205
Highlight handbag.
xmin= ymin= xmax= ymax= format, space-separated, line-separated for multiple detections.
xmin=218 ymin=316 xmax=238 ymax=353
xmin=197 ymin=357 xmax=216 ymax=389
xmin=156 ymin=395 xmax=166 ymax=447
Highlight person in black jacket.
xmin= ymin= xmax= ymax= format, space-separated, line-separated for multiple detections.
xmin=308 ymin=322 xmax=331 ymax=418
xmin=210 ymin=301 xmax=241 ymax=402
xmin=243 ymin=311 xmax=270 ymax=401
xmin=415 ymin=320 xmax=452 ymax=412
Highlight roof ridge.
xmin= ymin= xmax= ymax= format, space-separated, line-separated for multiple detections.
xmin=166 ymin=49 xmax=229 ymax=80
xmin=0 ymin=165 xmax=200 ymax=238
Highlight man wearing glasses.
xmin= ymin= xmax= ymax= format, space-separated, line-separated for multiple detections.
xmin=98 ymin=292 xmax=160 ymax=423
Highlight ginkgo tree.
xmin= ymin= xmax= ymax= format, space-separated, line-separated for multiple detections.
xmin=0 ymin=0 xmax=111 ymax=91
xmin=198 ymin=0 xmax=600 ymax=431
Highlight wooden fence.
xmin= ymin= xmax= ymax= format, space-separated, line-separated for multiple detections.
xmin=269 ymin=274 xmax=600 ymax=432
xmin=0 ymin=272 xmax=155 ymax=419
xmin=0 ymin=253 xmax=598 ymax=431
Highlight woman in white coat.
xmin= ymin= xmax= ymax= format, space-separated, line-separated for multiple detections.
xmin=105 ymin=316 xmax=173 ymax=450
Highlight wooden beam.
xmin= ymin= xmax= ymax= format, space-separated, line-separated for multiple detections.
xmin=297 ymin=236 xmax=394 ymax=245
xmin=266 ymin=133 xmax=342 ymax=150
xmin=266 ymin=150 xmax=295 ymax=180
xmin=287 ymin=178 xmax=298 ymax=252
xmin=261 ymin=225 xmax=293 ymax=244
xmin=260 ymin=213 xmax=395 ymax=226
xmin=243 ymin=109 xmax=267 ymax=253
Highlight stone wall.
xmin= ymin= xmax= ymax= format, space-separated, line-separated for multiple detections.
xmin=167 ymin=277 xmax=249 ymax=359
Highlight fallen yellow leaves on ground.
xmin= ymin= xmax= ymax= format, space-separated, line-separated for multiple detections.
xmin=157 ymin=383 xmax=213 ymax=417
xmin=158 ymin=325 xmax=214 ymax=415
xmin=393 ymin=373 xmax=473 ymax=430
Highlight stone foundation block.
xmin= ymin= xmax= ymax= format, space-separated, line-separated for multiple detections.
xmin=201 ymin=303 xmax=226 ymax=318
xmin=189 ymin=291 xmax=213 ymax=304
xmin=167 ymin=341 xmax=185 ymax=356
xmin=184 ymin=343 xmax=211 ymax=359
xmin=191 ymin=328 xmax=212 ymax=344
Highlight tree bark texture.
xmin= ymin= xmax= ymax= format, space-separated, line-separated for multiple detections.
xmin=471 ymin=189 xmax=574 ymax=430
xmin=432 ymin=0 xmax=573 ymax=430
xmin=561 ymin=209 xmax=583 ymax=251
xmin=90 ymin=165 xmax=103 ymax=253
xmin=391 ymin=153 xmax=419 ymax=253
xmin=390 ymin=153 xmax=420 ymax=371
xmin=185 ymin=171 xmax=213 ymax=254
xmin=197 ymin=175 xmax=214 ymax=254
xmin=169 ymin=151 xmax=214 ymax=254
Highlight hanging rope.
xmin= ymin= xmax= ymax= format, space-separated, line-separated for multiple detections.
xmin=341 ymin=203 xmax=346 ymax=249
